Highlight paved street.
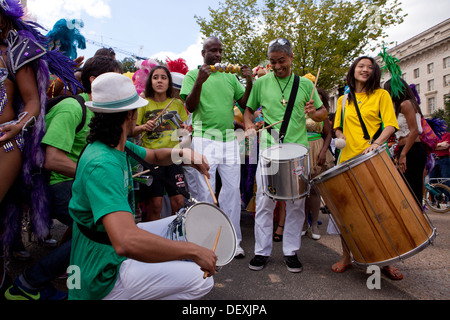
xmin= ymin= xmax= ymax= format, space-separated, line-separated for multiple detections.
xmin=5 ymin=208 xmax=449 ymax=303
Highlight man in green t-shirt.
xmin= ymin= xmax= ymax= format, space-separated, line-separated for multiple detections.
xmin=68 ymin=73 xmax=216 ymax=300
xmin=4 ymin=56 xmax=123 ymax=301
xmin=244 ymin=38 xmax=327 ymax=273
xmin=180 ymin=37 xmax=253 ymax=258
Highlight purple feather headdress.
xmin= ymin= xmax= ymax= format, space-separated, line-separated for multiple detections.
xmin=0 ymin=0 xmax=82 ymax=92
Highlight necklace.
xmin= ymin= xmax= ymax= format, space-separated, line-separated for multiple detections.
xmin=275 ymin=73 xmax=293 ymax=107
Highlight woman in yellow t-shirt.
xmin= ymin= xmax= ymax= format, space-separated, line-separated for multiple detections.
xmin=134 ymin=66 xmax=189 ymax=221
xmin=332 ymin=56 xmax=402 ymax=280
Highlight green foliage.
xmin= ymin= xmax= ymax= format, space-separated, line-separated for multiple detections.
xmin=431 ymin=96 xmax=450 ymax=131
xmin=196 ymin=0 xmax=405 ymax=89
xmin=119 ymin=57 xmax=138 ymax=73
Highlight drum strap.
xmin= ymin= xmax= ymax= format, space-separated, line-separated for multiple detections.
xmin=76 ymin=222 xmax=112 ymax=245
xmin=268 ymin=75 xmax=300 ymax=143
xmin=125 ymin=146 xmax=192 ymax=200
xmin=343 ymin=94 xmax=383 ymax=144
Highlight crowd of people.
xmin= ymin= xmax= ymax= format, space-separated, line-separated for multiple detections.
xmin=0 ymin=1 xmax=447 ymax=301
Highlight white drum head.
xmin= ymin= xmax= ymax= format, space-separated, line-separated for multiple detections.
xmin=184 ymin=203 xmax=237 ymax=266
xmin=261 ymin=143 xmax=308 ymax=161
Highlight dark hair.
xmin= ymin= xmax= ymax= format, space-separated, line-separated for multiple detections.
xmin=144 ymin=65 xmax=173 ymax=98
xmin=0 ymin=14 xmax=14 ymax=41
xmin=317 ymin=88 xmax=330 ymax=111
xmin=347 ymin=56 xmax=381 ymax=104
xmin=384 ymin=78 xmax=423 ymax=117
xmin=87 ymin=111 xmax=130 ymax=147
xmin=81 ymin=56 xmax=122 ymax=93
xmin=94 ymin=47 xmax=116 ymax=58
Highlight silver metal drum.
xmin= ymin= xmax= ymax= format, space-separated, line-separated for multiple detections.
xmin=167 ymin=201 xmax=237 ymax=267
xmin=260 ymin=143 xmax=310 ymax=201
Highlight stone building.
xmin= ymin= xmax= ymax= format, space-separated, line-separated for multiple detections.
xmin=329 ymin=18 xmax=450 ymax=117
xmin=377 ymin=18 xmax=449 ymax=116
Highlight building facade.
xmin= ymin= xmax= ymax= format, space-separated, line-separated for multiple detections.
xmin=377 ymin=18 xmax=450 ymax=116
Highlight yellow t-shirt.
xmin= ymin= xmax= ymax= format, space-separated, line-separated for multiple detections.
xmin=334 ymin=89 xmax=398 ymax=163
xmin=136 ymin=98 xmax=189 ymax=149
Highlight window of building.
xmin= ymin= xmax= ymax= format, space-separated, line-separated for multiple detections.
xmin=428 ymin=79 xmax=435 ymax=91
xmin=427 ymin=63 xmax=434 ymax=74
xmin=444 ymin=75 xmax=450 ymax=87
xmin=444 ymin=57 xmax=450 ymax=69
xmin=428 ymin=97 xmax=436 ymax=114
xmin=416 ymin=84 xmax=420 ymax=94
xmin=414 ymin=68 xmax=420 ymax=78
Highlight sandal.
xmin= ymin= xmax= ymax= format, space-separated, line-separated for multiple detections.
xmin=382 ymin=266 xmax=404 ymax=280
xmin=273 ymin=225 xmax=284 ymax=242
xmin=331 ymin=261 xmax=352 ymax=273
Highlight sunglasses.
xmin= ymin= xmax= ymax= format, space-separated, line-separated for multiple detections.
xmin=269 ymin=38 xmax=289 ymax=47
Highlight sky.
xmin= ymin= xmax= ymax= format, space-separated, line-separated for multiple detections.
xmin=25 ymin=0 xmax=450 ymax=70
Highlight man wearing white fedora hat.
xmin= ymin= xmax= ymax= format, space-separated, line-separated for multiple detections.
xmin=68 ymin=72 xmax=217 ymax=300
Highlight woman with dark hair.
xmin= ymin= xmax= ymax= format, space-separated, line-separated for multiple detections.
xmin=334 ymin=56 xmax=397 ymax=163
xmin=384 ymin=78 xmax=426 ymax=207
xmin=331 ymin=56 xmax=401 ymax=279
xmin=134 ymin=65 xmax=189 ymax=221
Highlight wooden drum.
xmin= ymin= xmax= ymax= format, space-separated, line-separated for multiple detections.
xmin=311 ymin=146 xmax=436 ymax=266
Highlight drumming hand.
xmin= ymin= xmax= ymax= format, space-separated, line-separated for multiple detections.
xmin=304 ymin=100 xmax=316 ymax=116
xmin=363 ymin=144 xmax=379 ymax=154
xmin=193 ymin=246 xmax=218 ymax=277
xmin=182 ymin=148 xmax=211 ymax=178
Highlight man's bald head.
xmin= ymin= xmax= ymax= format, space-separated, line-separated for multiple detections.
xmin=201 ymin=37 xmax=223 ymax=65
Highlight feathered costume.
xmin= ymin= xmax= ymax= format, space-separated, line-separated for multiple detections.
xmin=132 ymin=58 xmax=159 ymax=95
xmin=0 ymin=0 xmax=82 ymax=255
xmin=46 ymin=18 xmax=86 ymax=60
xmin=378 ymin=46 xmax=448 ymax=173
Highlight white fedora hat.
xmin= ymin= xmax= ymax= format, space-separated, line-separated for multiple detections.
xmin=171 ymin=72 xmax=185 ymax=90
xmin=85 ymin=72 xmax=148 ymax=113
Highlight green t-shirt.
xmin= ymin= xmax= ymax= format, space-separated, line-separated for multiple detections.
xmin=180 ymin=68 xmax=245 ymax=142
xmin=41 ymin=93 xmax=93 ymax=185
xmin=68 ymin=140 xmax=146 ymax=300
xmin=136 ymin=97 xmax=188 ymax=149
xmin=247 ymin=73 xmax=323 ymax=148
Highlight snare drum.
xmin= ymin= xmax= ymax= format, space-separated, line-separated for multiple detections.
xmin=311 ymin=146 xmax=436 ymax=266
xmin=167 ymin=201 xmax=237 ymax=266
xmin=260 ymin=143 xmax=310 ymax=201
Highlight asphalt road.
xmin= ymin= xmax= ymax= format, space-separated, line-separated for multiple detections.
xmin=5 ymin=208 xmax=449 ymax=305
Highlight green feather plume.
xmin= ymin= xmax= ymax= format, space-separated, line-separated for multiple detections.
xmin=378 ymin=46 xmax=405 ymax=99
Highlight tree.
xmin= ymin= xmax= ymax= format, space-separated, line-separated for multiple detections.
xmin=431 ymin=96 xmax=450 ymax=131
xmin=196 ymin=0 xmax=405 ymax=89
xmin=120 ymin=57 xmax=138 ymax=73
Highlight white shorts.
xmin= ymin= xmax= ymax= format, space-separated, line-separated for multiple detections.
xmin=103 ymin=216 xmax=214 ymax=300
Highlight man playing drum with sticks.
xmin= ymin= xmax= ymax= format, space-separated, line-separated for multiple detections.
xmin=244 ymin=38 xmax=327 ymax=272
xmin=68 ymin=73 xmax=217 ymax=300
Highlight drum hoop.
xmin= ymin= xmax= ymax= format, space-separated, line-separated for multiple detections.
xmin=261 ymin=143 xmax=309 ymax=161
xmin=184 ymin=202 xmax=237 ymax=266
xmin=312 ymin=145 xmax=387 ymax=184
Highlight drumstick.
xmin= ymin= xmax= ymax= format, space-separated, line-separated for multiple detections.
xmin=132 ymin=169 xmax=151 ymax=178
xmin=203 ymin=226 xmax=222 ymax=279
xmin=309 ymin=67 xmax=321 ymax=101
xmin=257 ymin=120 xmax=283 ymax=133
xmin=153 ymin=98 xmax=176 ymax=122
xmin=204 ymin=175 xmax=218 ymax=206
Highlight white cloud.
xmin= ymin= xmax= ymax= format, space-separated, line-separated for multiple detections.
xmin=151 ymin=34 xmax=204 ymax=70
xmin=26 ymin=0 xmax=111 ymax=29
